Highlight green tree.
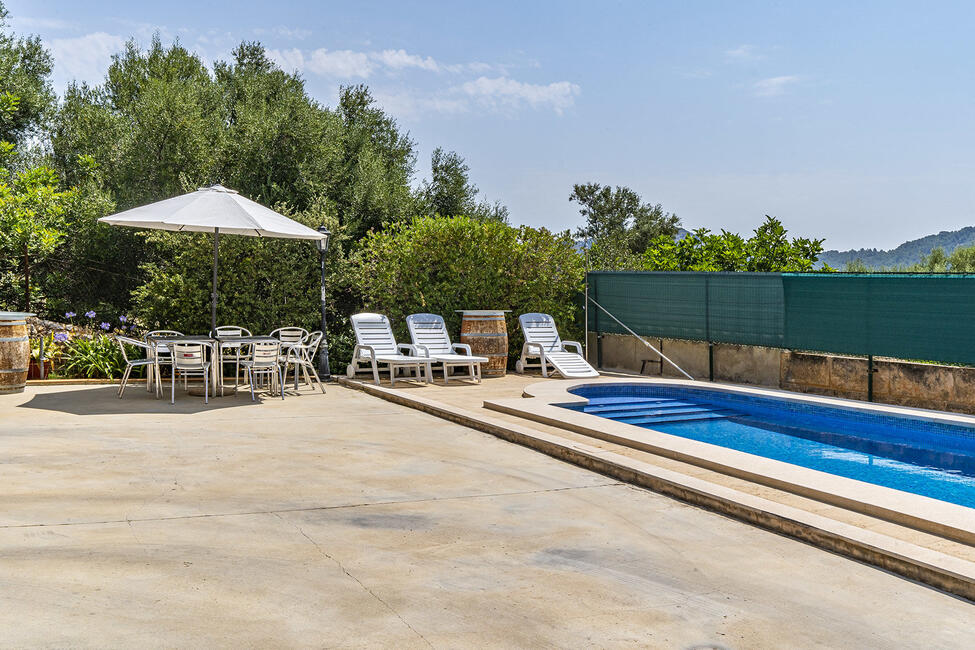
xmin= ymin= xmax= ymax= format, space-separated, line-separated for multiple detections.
xmin=0 ymin=3 xmax=55 ymax=144
xmin=415 ymin=147 xmax=508 ymax=222
xmin=0 ymin=160 xmax=74 ymax=311
xmin=642 ymin=216 xmax=827 ymax=272
xmin=335 ymin=84 xmax=416 ymax=239
xmin=571 ymin=182 xmax=680 ymax=269
xmin=214 ymin=42 xmax=342 ymax=209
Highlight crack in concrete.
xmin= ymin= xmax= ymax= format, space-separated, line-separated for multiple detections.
xmin=273 ymin=512 xmax=433 ymax=648
xmin=0 ymin=483 xmax=621 ymax=530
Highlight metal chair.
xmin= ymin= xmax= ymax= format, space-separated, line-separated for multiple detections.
xmin=281 ymin=330 xmax=326 ymax=394
xmin=146 ymin=330 xmax=183 ymax=393
xmin=170 ymin=343 xmax=211 ymax=405
xmin=115 ymin=336 xmax=160 ymax=398
xmin=241 ymin=341 xmax=285 ymax=401
xmin=211 ymin=325 xmax=252 ymax=392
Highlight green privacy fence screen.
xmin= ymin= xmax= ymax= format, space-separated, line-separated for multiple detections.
xmin=587 ymin=272 xmax=975 ymax=365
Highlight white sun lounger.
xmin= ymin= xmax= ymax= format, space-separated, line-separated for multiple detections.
xmin=516 ymin=312 xmax=599 ymax=378
xmin=406 ymin=313 xmax=489 ymax=383
xmin=347 ymin=313 xmax=432 ymax=386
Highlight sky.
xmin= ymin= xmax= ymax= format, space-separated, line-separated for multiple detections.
xmin=8 ymin=0 xmax=975 ymax=251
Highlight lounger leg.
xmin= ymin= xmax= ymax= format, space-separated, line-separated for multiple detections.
xmin=371 ymin=358 xmax=380 ymax=385
xmin=204 ymin=371 xmax=209 ymax=405
xmin=390 ymin=363 xmax=396 ymax=387
xmin=171 ymin=370 xmax=176 ymax=405
xmin=248 ymin=368 xmax=255 ymax=401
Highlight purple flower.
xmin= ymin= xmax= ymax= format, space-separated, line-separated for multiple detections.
xmin=54 ymin=332 xmax=69 ymax=342
xmin=64 ymin=311 xmax=76 ymax=319
xmin=129 ymin=324 xmax=137 ymax=331
xmin=119 ymin=315 xmax=127 ymax=323
xmin=100 ymin=322 xmax=110 ymax=330
xmin=85 ymin=311 xmax=96 ymax=318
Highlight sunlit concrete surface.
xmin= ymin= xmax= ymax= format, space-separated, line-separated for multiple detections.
xmin=1 ymin=383 xmax=972 ymax=648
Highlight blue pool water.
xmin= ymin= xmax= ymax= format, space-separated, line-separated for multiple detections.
xmin=562 ymin=384 xmax=975 ymax=509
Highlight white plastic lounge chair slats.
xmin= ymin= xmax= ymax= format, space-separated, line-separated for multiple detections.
xmin=517 ymin=312 xmax=599 ymax=379
xmin=406 ymin=313 xmax=488 ymax=383
xmin=348 ymin=313 xmax=432 ymax=386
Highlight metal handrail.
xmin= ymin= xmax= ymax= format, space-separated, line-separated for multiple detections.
xmin=587 ymin=295 xmax=695 ymax=380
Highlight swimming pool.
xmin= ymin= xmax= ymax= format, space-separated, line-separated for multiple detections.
xmin=561 ymin=384 xmax=975 ymax=509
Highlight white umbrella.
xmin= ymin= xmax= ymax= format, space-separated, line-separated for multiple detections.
xmin=99 ymin=184 xmax=325 ymax=331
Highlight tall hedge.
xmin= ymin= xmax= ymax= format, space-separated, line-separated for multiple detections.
xmin=351 ymin=216 xmax=585 ymax=365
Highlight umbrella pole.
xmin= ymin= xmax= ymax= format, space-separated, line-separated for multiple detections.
xmin=211 ymin=228 xmax=219 ymax=334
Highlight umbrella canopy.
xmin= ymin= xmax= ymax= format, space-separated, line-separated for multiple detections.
xmin=99 ymin=185 xmax=325 ymax=331
xmin=99 ymin=184 xmax=324 ymax=239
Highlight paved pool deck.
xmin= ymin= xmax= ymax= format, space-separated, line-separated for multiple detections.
xmin=1 ymin=381 xmax=973 ymax=647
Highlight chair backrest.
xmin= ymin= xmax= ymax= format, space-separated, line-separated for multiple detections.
xmin=212 ymin=325 xmax=251 ymax=337
xmin=519 ymin=313 xmax=562 ymax=352
xmin=146 ymin=329 xmax=182 ymax=340
xmin=171 ymin=343 xmax=207 ymax=370
xmin=406 ymin=313 xmax=452 ymax=355
xmin=270 ymin=327 xmax=308 ymax=344
xmin=350 ymin=313 xmax=398 ymax=355
xmin=302 ymin=331 xmax=323 ymax=358
xmin=250 ymin=341 xmax=280 ymax=367
xmin=115 ymin=335 xmax=149 ymax=363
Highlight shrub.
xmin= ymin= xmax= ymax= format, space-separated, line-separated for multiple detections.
xmin=60 ymin=334 xmax=129 ymax=379
xmin=350 ymin=216 xmax=585 ymax=365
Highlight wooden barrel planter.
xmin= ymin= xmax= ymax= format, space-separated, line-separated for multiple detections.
xmin=0 ymin=312 xmax=34 ymax=394
xmin=457 ymin=310 xmax=511 ymax=377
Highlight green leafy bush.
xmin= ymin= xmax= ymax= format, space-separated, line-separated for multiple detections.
xmin=351 ymin=216 xmax=585 ymax=365
xmin=60 ymin=335 xmax=129 ymax=379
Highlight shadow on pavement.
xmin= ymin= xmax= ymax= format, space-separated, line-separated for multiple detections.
xmin=17 ymin=384 xmax=283 ymax=415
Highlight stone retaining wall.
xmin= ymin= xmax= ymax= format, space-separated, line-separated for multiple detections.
xmin=587 ymin=332 xmax=975 ymax=415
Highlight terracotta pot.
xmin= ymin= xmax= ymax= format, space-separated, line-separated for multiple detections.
xmin=27 ymin=359 xmax=54 ymax=380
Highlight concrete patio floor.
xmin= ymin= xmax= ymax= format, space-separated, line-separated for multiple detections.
xmin=1 ymin=382 xmax=972 ymax=648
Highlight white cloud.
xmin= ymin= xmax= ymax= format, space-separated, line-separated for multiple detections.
xmin=267 ymin=47 xmax=306 ymax=73
xmin=372 ymin=90 xmax=469 ymax=119
xmin=267 ymin=46 xmax=505 ymax=79
xmin=753 ymin=75 xmax=799 ymax=97
xmin=306 ymin=49 xmax=374 ymax=78
xmin=373 ymin=49 xmax=440 ymax=72
xmin=49 ymin=32 xmax=127 ymax=86
xmin=726 ymin=44 xmax=761 ymax=61
xmin=458 ymin=76 xmax=580 ymax=114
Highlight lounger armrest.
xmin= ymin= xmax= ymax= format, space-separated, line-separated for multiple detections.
xmin=451 ymin=343 xmax=472 ymax=355
xmin=397 ymin=343 xmax=422 ymax=356
xmin=353 ymin=344 xmax=376 ymax=360
xmin=522 ymin=341 xmax=547 ymax=361
xmin=561 ymin=340 xmax=583 ymax=355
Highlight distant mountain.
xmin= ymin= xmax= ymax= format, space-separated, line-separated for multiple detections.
xmin=818 ymin=226 xmax=975 ymax=269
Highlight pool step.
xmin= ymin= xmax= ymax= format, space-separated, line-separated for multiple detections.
xmin=584 ymin=397 xmax=736 ymax=426
xmin=592 ymin=406 xmax=722 ymax=419
xmin=616 ymin=410 xmax=735 ymax=425
xmin=584 ymin=400 xmax=700 ymax=414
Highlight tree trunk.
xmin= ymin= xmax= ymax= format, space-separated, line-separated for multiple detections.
xmin=23 ymin=243 xmax=30 ymax=313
